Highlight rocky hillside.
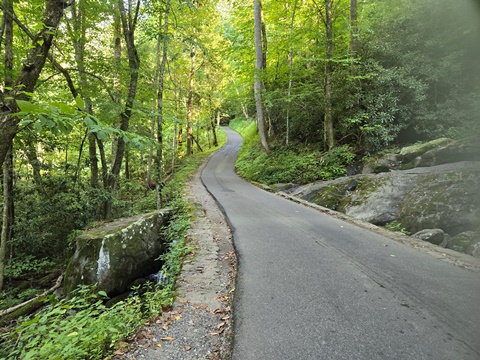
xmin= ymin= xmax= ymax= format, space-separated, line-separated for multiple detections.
xmin=283 ymin=139 xmax=480 ymax=258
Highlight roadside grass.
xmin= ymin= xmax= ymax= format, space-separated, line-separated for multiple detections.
xmin=0 ymin=129 xmax=226 ymax=360
xmin=230 ymin=119 xmax=356 ymax=185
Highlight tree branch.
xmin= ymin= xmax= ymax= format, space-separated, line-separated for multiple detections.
xmin=0 ymin=273 xmax=63 ymax=318
xmin=0 ymin=3 xmax=35 ymax=40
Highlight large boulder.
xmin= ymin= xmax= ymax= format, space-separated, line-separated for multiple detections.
xmin=412 ymin=229 xmax=446 ymax=247
xmin=64 ymin=209 xmax=172 ymax=297
xmin=414 ymin=140 xmax=480 ymax=168
xmin=285 ymin=161 xmax=480 ymax=256
xmin=448 ymin=231 xmax=479 ymax=256
xmin=398 ymin=138 xmax=452 ymax=163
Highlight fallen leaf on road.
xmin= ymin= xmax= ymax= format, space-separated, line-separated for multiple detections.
xmin=161 ymin=337 xmax=175 ymax=341
xmin=217 ymin=322 xmax=225 ymax=329
xmin=185 ymin=346 xmax=192 ymax=351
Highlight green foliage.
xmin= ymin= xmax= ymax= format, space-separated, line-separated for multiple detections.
xmin=0 ymin=285 xmax=164 ymax=359
xmin=385 ymin=221 xmax=411 ymax=235
xmin=12 ymin=176 xmax=98 ymax=260
xmin=3 ymin=256 xmax=55 ymax=279
xmin=0 ymin=145 xmax=212 ymax=358
xmin=233 ymin=120 xmax=355 ymax=185
xmin=0 ymin=288 xmax=40 ymax=311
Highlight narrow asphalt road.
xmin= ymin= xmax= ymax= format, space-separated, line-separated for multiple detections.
xmin=201 ymin=127 xmax=480 ymax=360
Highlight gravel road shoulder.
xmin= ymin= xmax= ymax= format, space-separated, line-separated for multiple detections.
xmin=113 ymin=161 xmax=235 ymax=360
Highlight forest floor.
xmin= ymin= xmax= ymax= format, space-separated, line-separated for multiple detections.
xmin=112 ymin=160 xmax=236 ymax=360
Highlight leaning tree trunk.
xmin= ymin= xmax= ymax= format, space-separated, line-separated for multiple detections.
xmin=253 ymin=0 xmax=270 ymax=153
xmin=0 ymin=0 xmax=69 ymax=169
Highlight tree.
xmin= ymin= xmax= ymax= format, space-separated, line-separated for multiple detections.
xmin=321 ymin=0 xmax=335 ymax=150
xmin=154 ymin=0 xmax=171 ymax=208
xmin=0 ymin=0 xmax=70 ymax=170
xmin=350 ymin=0 xmax=358 ymax=58
xmin=253 ymin=0 xmax=269 ymax=153
xmin=186 ymin=45 xmax=196 ymax=156
xmin=0 ymin=148 xmax=13 ymax=291
xmin=104 ymin=0 xmax=142 ymax=220
xmin=285 ymin=0 xmax=298 ymax=146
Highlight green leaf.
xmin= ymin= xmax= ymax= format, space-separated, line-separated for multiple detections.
xmin=51 ymin=101 xmax=76 ymax=115
xmin=75 ymin=96 xmax=85 ymax=111
xmin=18 ymin=118 xmax=35 ymax=126
xmin=16 ymin=100 xmax=39 ymax=113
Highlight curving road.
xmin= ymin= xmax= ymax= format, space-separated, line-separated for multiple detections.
xmin=201 ymin=127 xmax=480 ymax=360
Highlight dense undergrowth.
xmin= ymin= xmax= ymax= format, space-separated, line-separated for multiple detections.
xmin=0 ymin=139 xmax=225 ymax=359
xmin=229 ymin=119 xmax=356 ymax=185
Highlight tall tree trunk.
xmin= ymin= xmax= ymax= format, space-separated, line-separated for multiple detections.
xmin=70 ymin=0 xmax=99 ymax=188
xmin=323 ymin=0 xmax=335 ymax=150
xmin=350 ymin=0 xmax=358 ymax=59
xmin=111 ymin=3 xmax=123 ymax=167
xmin=211 ymin=119 xmax=218 ymax=147
xmin=186 ymin=47 xmax=196 ymax=156
xmin=104 ymin=0 xmax=141 ymax=220
xmin=0 ymin=0 xmax=14 ymax=290
xmin=155 ymin=0 xmax=170 ymax=209
xmin=0 ymin=0 xmax=69 ymax=169
xmin=0 ymin=145 xmax=13 ymax=292
xmin=286 ymin=0 xmax=298 ymax=146
xmin=25 ymin=136 xmax=45 ymax=193
xmin=253 ymin=0 xmax=270 ymax=153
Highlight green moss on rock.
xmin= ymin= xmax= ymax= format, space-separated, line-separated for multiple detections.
xmin=64 ymin=209 xmax=172 ymax=297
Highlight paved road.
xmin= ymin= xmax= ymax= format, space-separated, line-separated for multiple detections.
xmin=201 ymin=127 xmax=480 ymax=360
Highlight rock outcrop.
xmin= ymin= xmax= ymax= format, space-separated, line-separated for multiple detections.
xmin=284 ymin=139 xmax=480 ymax=257
xmin=64 ymin=209 xmax=172 ymax=296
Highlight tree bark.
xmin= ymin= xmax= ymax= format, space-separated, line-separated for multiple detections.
xmin=0 ymin=0 xmax=14 ymax=291
xmin=286 ymin=0 xmax=298 ymax=146
xmin=25 ymin=136 xmax=45 ymax=193
xmin=0 ymin=145 xmax=13 ymax=292
xmin=350 ymin=0 xmax=358 ymax=59
xmin=111 ymin=2 xmax=123 ymax=167
xmin=211 ymin=119 xmax=218 ymax=147
xmin=186 ymin=47 xmax=196 ymax=156
xmin=253 ymin=0 xmax=269 ymax=153
xmin=104 ymin=0 xmax=141 ymax=220
xmin=323 ymin=0 xmax=335 ymax=150
xmin=0 ymin=0 xmax=69 ymax=169
xmin=70 ymin=0 xmax=100 ymax=188
xmin=155 ymin=0 xmax=171 ymax=209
